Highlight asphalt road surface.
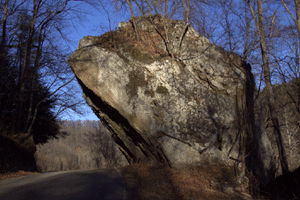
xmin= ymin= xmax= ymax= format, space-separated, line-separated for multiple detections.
xmin=0 ymin=168 xmax=129 ymax=200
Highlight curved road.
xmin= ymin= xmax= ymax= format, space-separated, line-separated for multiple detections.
xmin=0 ymin=169 xmax=129 ymax=200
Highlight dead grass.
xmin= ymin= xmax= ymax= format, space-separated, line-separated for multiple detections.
xmin=117 ymin=162 xmax=255 ymax=200
xmin=0 ymin=170 xmax=40 ymax=182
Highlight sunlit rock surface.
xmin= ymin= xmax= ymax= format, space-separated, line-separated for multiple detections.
xmin=68 ymin=15 xmax=274 ymax=184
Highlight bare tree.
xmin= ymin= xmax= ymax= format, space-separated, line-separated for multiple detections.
xmin=246 ymin=0 xmax=289 ymax=176
xmin=0 ymin=0 xmax=89 ymax=147
xmin=20 ymin=1 xmax=69 ymax=137
xmin=111 ymin=0 xmax=189 ymax=59
xmin=279 ymin=0 xmax=300 ymax=117
xmin=281 ymin=0 xmax=300 ymax=37
xmin=126 ymin=0 xmax=140 ymax=40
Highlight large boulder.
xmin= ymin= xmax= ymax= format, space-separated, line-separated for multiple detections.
xmin=68 ymin=15 xmax=274 ymax=182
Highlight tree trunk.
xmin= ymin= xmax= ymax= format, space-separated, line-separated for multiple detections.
xmin=126 ymin=0 xmax=139 ymax=41
xmin=178 ymin=0 xmax=190 ymax=53
xmin=16 ymin=0 xmax=39 ymax=135
xmin=247 ymin=0 xmax=289 ymax=175
xmin=0 ymin=0 xmax=9 ymax=123
xmin=294 ymin=0 xmax=300 ymax=36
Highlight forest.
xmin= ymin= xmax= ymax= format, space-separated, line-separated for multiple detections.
xmin=0 ymin=0 xmax=300 ymax=199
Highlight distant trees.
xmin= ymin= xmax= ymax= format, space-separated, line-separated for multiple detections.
xmin=278 ymin=0 xmax=300 ymax=139
xmin=34 ymin=120 xmax=128 ymax=172
xmin=84 ymin=120 xmax=126 ymax=168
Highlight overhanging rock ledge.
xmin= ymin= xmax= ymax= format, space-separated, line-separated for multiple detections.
xmin=68 ymin=15 xmax=274 ymax=185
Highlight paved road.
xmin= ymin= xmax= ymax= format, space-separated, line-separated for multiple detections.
xmin=0 ymin=168 xmax=128 ymax=200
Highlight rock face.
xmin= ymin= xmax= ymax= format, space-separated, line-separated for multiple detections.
xmin=68 ymin=15 xmax=274 ymax=182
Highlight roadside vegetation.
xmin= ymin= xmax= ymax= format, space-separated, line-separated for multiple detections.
xmin=1 ymin=0 xmax=300 ymax=199
xmin=34 ymin=120 xmax=129 ymax=172
xmin=1 ymin=117 xmax=300 ymax=199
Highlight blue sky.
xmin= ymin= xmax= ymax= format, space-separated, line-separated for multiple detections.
xmin=58 ymin=0 xmax=292 ymax=121
xmin=58 ymin=1 xmax=129 ymax=121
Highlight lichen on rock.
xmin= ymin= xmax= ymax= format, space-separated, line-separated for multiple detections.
xmin=68 ymin=14 xmax=275 ymax=189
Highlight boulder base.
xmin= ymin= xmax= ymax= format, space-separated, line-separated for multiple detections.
xmin=68 ymin=15 xmax=275 ymax=189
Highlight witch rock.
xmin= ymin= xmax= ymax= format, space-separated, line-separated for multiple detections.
xmin=68 ymin=15 xmax=273 ymax=172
